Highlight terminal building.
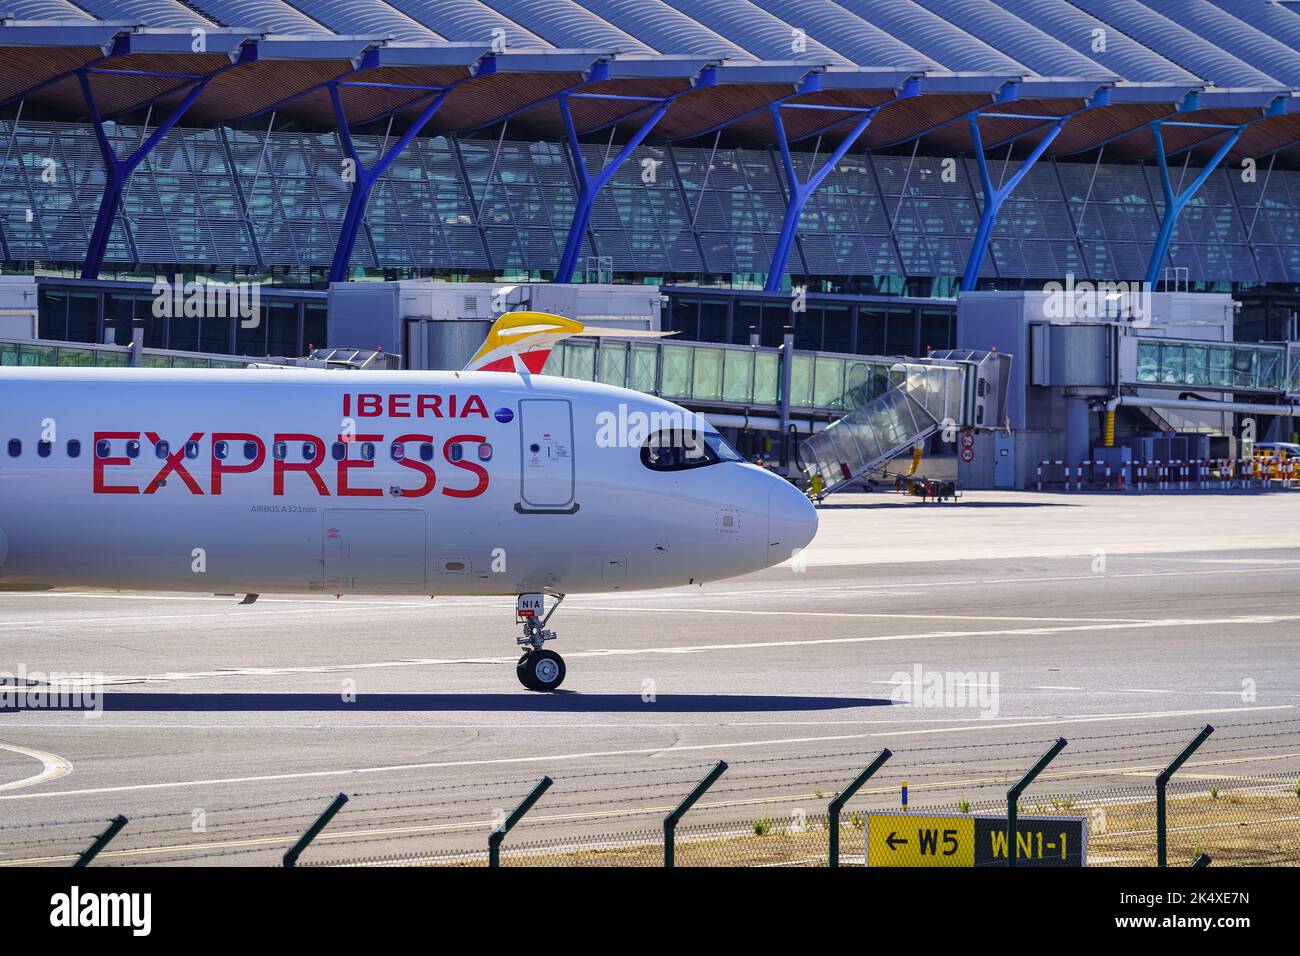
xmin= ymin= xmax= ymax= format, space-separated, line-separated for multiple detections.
xmin=3 ymin=0 xmax=1300 ymax=489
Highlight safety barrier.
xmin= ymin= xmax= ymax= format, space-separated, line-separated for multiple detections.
xmin=1040 ymin=457 xmax=1300 ymax=492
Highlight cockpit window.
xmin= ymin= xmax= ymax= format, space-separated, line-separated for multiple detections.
xmin=640 ymin=428 xmax=742 ymax=471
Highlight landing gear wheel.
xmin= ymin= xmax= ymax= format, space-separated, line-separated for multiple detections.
xmin=517 ymin=649 xmax=566 ymax=692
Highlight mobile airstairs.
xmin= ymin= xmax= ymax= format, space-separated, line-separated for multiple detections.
xmin=799 ymin=350 xmax=1012 ymax=498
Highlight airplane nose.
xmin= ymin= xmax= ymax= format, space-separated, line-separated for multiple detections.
xmin=767 ymin=477 xmax=818 ymax=567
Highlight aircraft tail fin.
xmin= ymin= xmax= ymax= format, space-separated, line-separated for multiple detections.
xmin=463 ymin=311 xmax=671 ymax=374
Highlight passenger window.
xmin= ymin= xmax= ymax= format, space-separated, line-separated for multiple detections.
xmin=360 ymin=443 xmax=375 ymax=461
xmin=185 ymin=440 xmax=200 ymax=459
xmin=302 ymin=442 xmax=317 ymax=460
xmin=419 ymin=443 xmax=434 ymax=462
xmin=125 ymin=440 xmax=140 ymax=459
xmin=243 ymin=441 xmax=258 ymax=461
xmin=155 ymin=441 xmax=170 ymax=459
xmin=214 ymin=441 xmax=229 ymax=461
xmin=448 ymin=443 xmax=463 ymax=462
xmin=272 ymin=441 xmax=287 ymax=461
xmin=6 ymin=440 xmax=18 ymax=457
xmin=478 ymin=443 xmax=493 ymax=462
xmin=67 ymin=439 xmax=81 ymax=458
xmin=391 ymin=442 xmax=405 ymax=461
xmin=95 ymin=439 xmax=110 ymax=459
xmin=331 ymin=442 xmax=345 ymax=461
xmin=37 ymin=440 xmax=52 ymax=458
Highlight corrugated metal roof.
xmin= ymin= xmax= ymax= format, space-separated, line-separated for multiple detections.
xmin=1070 ymin=0 xmax=1287 ymax=91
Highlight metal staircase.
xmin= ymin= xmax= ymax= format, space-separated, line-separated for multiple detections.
xmin=800 ymin=350 xmax=1010 ymax=496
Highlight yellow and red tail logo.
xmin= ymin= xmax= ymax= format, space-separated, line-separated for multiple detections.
xmin=464 ymin=311 xmax=671 ymax=374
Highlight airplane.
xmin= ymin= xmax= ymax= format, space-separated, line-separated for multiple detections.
xmin=0 ymin=312 xmax=818 ymax=690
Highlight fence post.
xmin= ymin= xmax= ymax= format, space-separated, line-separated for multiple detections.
xmin=283 ymin=793 xmax=348 ymax=868
xmin=1158 ymin=724 xmax=1214 ymax=867
xmin=489 ymin=776 xmax=552 ymax=868
xmin=1007 ymin=737 xmax=1067 ymax=868
xmin=828 ymin=749 xmax=892 ymax=867
xmin=73 ymin=815 xmax=128 ymax=868
xmin=664 ymin=761 xmax=727 ymax=868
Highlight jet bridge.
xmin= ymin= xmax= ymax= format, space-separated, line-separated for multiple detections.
xmin=798 ymin=350 xmax=1012 ymax=497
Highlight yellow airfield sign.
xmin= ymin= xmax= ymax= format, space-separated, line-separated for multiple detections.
xmin=866 ymin=812 xmax=1087 ymax=867
xmin=866 ymin=814 xmax=974 ymax=867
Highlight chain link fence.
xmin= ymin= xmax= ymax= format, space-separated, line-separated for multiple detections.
xmin=7 ymin=719 xmax=1300 ymax=869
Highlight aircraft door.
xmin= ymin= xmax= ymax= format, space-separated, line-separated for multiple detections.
xmin=518 ymin=399 xmax=576 ymax=512
xmin=324 ymin=509 xmax=427 ymax=593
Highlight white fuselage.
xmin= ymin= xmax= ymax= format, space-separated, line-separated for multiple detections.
xmin=0 ymin=367 xmax=817 ymax=596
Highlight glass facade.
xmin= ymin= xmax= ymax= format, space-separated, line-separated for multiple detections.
xmin=3 ymin=118 xmax=1300 ymax=291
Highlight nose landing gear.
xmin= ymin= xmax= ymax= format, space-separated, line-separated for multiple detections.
xmin=515 ymin=593 xmax=566 ymax=691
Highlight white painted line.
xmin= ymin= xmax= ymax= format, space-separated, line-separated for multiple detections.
xmin=1 ymin=703 xmax=1290 ymax=802
xmin=0 ymin=743 xmax=72 ymax=792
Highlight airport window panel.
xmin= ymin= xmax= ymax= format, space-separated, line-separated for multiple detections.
xmin=38 ymin=289 xmax=68 ymax=341
xmin=760 ymin=304 xmax=791 ymax=348
xmin=692 ymin=347 xmax=723 ymax=400
xmin=822 ymin=305 xmax=852 ymax=354
xmin=790 ymin=354 xmax=814 ymax=407
xmin=266 ymin=302 xmax=299 ymax=357
xmin=722 ymin=349 xmax=754 ymax=403
xmin=794 ymin=305 xmax=822 ymax=352
xmin=201 ymin=314 xmax=234 ymax=356
xmin=661 ymin=345 xmax=692 ymax=398
xmin=669 ymin=298 xmax=699 ymax=339
xmin=857 ymin=308 xmax=886 ymax=355
xmin=886 ymin=309 xmax=917 ymax=356
xmin=920 ymin=310 xmax=954 ymax=354
xmin=631 ymin=345 xmax=658 ymax=393
xmin=733 ymin=300 xmax=761 ymax=344
xmin=66 ymin=293 xmax=98 ymax=344
xmin=236 ymin=302 xmax=269 ymax=356
xmin=171 ymin=309 xmax=200 ymax=353
xmin=699 ymin=301 xmax=728 ymax=343
xmin=753 ymin=352 xmax=779 ymax=405
xmin=814 ymin=357 xmax=845 ymax=409
xmin=303 ymin=304 xmax=327 ymax=353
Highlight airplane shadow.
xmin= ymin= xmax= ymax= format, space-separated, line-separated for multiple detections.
xmin=5 ymin=693 xmax=893 ymax=714
xmin=819 ymin=500 xmax=1074 ymax=510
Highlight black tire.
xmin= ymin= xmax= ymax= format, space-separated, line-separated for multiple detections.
xmin=516 ymin=652 xmax=540 ymax=690
xmin=518 ymin=649 xmax=566 ymax=691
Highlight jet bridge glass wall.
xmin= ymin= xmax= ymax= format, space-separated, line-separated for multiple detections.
xmin=542 ymin=337 xmax=902 ymax=413
xmin=1133 ymin=338 xmax=1287 ymax=392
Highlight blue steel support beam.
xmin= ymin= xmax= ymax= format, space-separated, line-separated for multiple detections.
xmin=328 ymin=82 xmax=455 ymax=283
xmin=79 ymin=70 xmax=213 ymax=280
xmin=961 ymin=112 xmax=1072 ymax=291
xmin=556 ymin=92 xmax=675 ymax=284
xmin=763 ymin=82 xmax=921 ymax=292
xmin=1144 ymin=120 xmax=1244 ymax=288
